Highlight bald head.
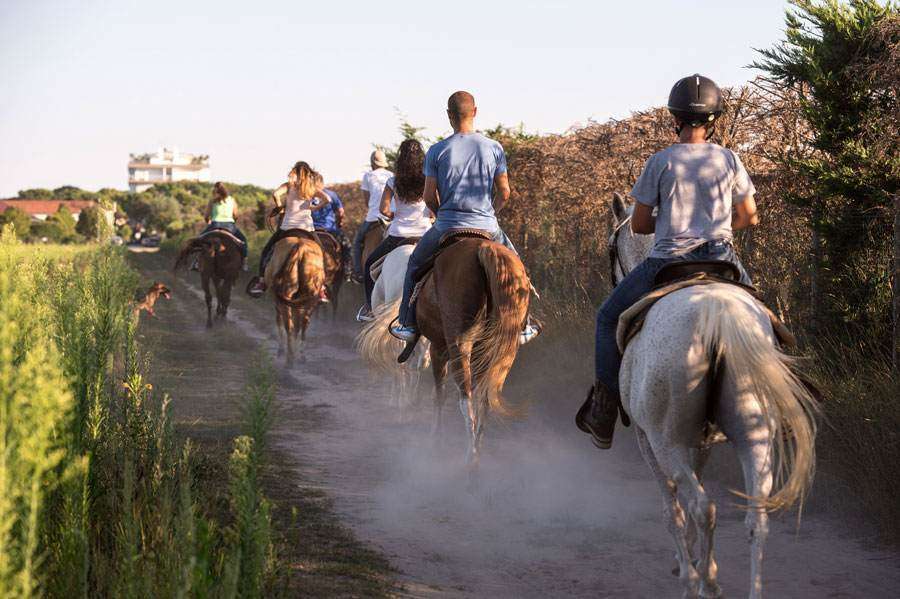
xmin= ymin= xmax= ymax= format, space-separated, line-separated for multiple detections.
xmin=447 ymin=91 xmax=476 ymax=128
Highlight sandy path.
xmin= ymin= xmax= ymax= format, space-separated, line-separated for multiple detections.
xmin=156 ymin=262 xmax=900 ymax=598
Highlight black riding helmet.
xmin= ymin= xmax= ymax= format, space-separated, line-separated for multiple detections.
xmin=667 ymin=74 xmax=723 ymax=129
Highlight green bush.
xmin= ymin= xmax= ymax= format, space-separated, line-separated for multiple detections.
xmin=0 ymin=230 xmax=277 ymax=596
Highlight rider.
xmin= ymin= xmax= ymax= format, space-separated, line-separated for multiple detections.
xmin=352 ymin=149 xmax=393 ymax=282
xmin=577 ymin=74 xmax=759 ymax=450
xmin=247 ymin=161 xmax=332 ymax=299
xmin=311 ymin=171 xmax=352 ymax=273
xmin=192 ymin=182 xmax=249 ymax=271
xmin=390 ymin=91 xmax=539 ymax=345
xmin=356 ymin=139 xmax=434 ymax=322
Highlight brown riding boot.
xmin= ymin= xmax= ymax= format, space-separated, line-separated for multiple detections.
xmin=575 ymin=381 xmax=621 ymax=449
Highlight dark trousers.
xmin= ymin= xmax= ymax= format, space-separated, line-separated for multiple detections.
xmin=363 ymin=235 xmax=409 ymax=307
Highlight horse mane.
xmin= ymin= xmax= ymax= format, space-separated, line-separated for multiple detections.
xmin=468 ymin=242 xmax=530 ymax=418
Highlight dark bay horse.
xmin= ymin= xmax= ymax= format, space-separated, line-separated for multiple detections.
xmin=175 ymin=231 xmax=242 ymax=327
xmin=316 ymin=230 xmax=344 ymax=319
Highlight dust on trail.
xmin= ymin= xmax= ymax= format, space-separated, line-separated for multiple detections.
xmin=152 ymin=259 xmax=900 ymax=598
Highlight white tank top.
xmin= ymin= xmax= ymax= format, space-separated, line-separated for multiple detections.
xmin=386 ymin=178 xmax=432 ymax=237
xmin=279 ymin=186 xmax=314 ymax=231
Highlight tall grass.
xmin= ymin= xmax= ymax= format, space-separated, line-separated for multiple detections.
xmin=0 ymin=226 xmax=277 ymax=596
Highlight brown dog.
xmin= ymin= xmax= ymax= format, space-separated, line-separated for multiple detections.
xmin=133 ymin=281 xmax=171 ymax=318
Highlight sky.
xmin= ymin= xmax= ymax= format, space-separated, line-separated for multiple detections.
xmin=0 ymin=0 xmax=792 ymax=196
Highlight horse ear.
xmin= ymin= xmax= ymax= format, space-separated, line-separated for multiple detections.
xmin=611 ymin=192 xmax=628 ymax=223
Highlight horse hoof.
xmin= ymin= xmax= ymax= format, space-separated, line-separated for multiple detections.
xmin=700 ymin=582 xmax=723 ymax=598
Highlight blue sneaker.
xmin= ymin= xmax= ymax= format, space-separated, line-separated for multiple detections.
xmin=390 ymin=324 xmax=418 ymax=342
xmin=519 ymin=322 xmax=541 ymax=345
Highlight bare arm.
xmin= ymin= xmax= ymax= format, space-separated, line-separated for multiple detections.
xmin=493 ymin=172 xmax=511 ymax=213
xmin=379 ymin=186 xmax=394 ymax=218
xmin=232 ymin=200 xmax=239 ymax=221
xmin=335 ymin=206 xmax=345 ymax=228
xmin=309 ymin=189 xmax=331 ymax=212
xmin=271 ymin=183 xmax=288 ymax=208
xmin=732 ymin=195 xmax=759 ymax=230
xmin=423 ymin=177 xmax=439 ymax=214
xmin=631 ymin=201 xmax=656 ymax=234
xmin=204 ymin=199 xmax=213 ymax=223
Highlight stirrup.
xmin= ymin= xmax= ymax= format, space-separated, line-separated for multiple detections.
xmin=397 ymin=336 xmax=420 ymax=364
xmin=356 ymin=305 xmax=374 ymax=322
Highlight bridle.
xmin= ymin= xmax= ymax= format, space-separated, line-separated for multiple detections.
xmin=608 ymin=215 xmax=632 ymax=286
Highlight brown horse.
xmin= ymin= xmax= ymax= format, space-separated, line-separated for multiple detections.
xmin=175 ymin=232 xmax=242 ymax=328
xmin=316 ymin=230 xmax=344 ymax=319
xmin=265 ymin=235 xmax=325 ymax=365
xmin=360 ymin=236 xmax=531 ymax=468
xmin=361 ymin=218 xmax=387 ymax=267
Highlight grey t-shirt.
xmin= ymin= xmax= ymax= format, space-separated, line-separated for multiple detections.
xmin=630 ymin=143 xmax=755 ymax=258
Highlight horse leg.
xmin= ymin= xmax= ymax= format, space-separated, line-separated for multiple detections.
xmin=681 ymin=445 xmax=712 ymax=575
xmin=295 ymin=308 xmax=309 ymax=363
xmin=449 ymin=340 xmax=479 ymax=468
xmin=275 ymin=305 xmax=286 ymax=358
xmin=635 ymin=428 xmax=700 ymax=598
xmin=284 ymin=305 xmax=295 ymax=366
xmin=218 ymin=276 xmax=232 ymax=320
xmin=718 ymin=381 xmax=774 ymax=599
xmin=679 ymin=461 xmax=721 ymax=598
xmin=202 ymin=274 xmax=213 ymax=328
xmin=430 ymin=343 xmax=449 ymax=441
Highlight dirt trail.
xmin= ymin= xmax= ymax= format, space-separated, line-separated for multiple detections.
xmin=142 ymin=255 xmax=900 ymax=598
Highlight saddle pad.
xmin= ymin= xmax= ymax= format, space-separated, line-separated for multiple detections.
xmin=368 ymin=238 xmax=420 ymax=282
xmin=198 ymin=229 xmax=245 ymax=246
xmin=616 ymin=274 xmax=796 ymax=353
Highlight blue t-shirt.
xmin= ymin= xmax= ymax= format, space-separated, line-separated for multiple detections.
xmin=423 ymin=132 xmax=507 ymax=231
xmin=312 ymin=189 xmax=343 ymax=231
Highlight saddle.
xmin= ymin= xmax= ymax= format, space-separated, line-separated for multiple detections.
xmin=616 ymin=269 xmax=795 ymax=354
xmin=411 ymin=228 xmax=493 ymax=286
xmin=198 ymin=228 xmax=245 ymax=247
xmin=315 ymin=229 xmax=340 ymax=247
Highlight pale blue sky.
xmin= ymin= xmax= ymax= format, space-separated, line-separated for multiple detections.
xmin=0 ymin=0 xmax=790 ymax=196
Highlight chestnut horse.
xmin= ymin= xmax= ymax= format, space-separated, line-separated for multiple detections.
xmin=361 ymin=218 xmax=387 ymax=267
xmin=362 ymin=236 xmax=531 ymax=468
xmin=265 ymin=235 xmax=325 ymax=365
xmin=316 ymin=230 xmax=344 ymax=319
xmin=175 ymin=232 xmax=242 ymax=328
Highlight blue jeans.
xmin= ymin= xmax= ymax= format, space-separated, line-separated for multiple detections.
xmin=353 ymin=221 xmax=380 ymax=278
xmin=202 ymin=222 xmax=247 ymax=258
xmin=595 ymin=240 xmax=751 ymax=393
xmin=398 ymin=225 xmax=517 ymax=327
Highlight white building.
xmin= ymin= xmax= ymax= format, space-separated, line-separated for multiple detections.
xmin=128 ymin=147 xmax=211 ymax=192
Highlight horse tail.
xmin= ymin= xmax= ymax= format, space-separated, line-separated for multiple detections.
xmin=698 ymin=292 xmax=819 ymax=512
xmin=355 ymin=299 xmax=403 ymax=372
xmin=173 ymin=238 xmax=205 ymax=271
xmin=471 ymin=243 xmax=530 ymax=417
